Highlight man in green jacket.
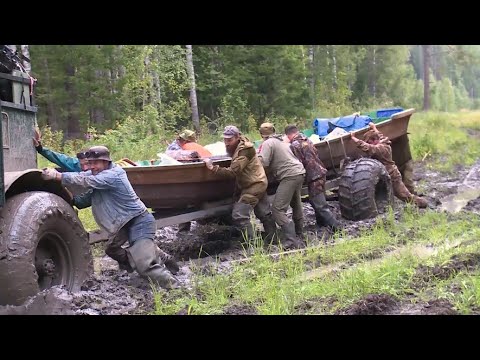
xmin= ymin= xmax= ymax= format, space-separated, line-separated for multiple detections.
xmin=257 ymin=123 xmax=306 ymax=249
xmin=33 ymin=128 xmax=89 ymax=172
xmin=204 ymin=125 xmax=276 ymax=243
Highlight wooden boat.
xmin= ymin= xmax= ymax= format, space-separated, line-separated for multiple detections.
xmin=126 ymin=109 xmax=415 ymax=211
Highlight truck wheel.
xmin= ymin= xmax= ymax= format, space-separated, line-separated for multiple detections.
xmin=0 ymin=192 xmax=93 ymax=305
xmin=338 ymin=158 xmax=394 ymax=220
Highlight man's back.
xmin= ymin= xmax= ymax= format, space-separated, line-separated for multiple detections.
xmin=259 ymin=136 xmax=305 ymax=181
xmin=290 ymin=133 xmax=327 ymax=184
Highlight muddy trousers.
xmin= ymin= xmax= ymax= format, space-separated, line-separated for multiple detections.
xmin=106 ymin=212 xmax=178 ymax=288
xmin=391 ymin=171 xmax=427 ymax=208
xmin=309 ymin=192 xmax=339 ymax=230
xmin=231 ymin=192 xmax=275 ymax=242
xmin=272 ymin=174 xmax=305 ymax=248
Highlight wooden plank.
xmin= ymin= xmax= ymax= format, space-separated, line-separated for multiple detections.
xmin=155 ymin=204 xmax=232 ymax=228
xmin=0 ymin=72 xmax=31 ymax=84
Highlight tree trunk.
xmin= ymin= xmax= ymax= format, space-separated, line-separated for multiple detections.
xmin=43 ymin=56 xmax=58 ymax=130
xmin=372 ymin=46 xmax=377 ymax=99
xmin=186 ymin=45 xmax=200 ymax=133
xmin=332 ymin=45 xmax=337 ymax=90
xmin=308 ymin=45 xmax=315 ymax=111
xmin=65 ymin=64 xmax=81 ymax=138
xmin=423 ymin=45 xmax=431 ymax=111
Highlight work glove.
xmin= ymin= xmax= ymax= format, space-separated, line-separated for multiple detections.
xmin=42 ymin=168 xmax=60 ymax=181
xmin=204 ymin=158 xmax=214 ymax=170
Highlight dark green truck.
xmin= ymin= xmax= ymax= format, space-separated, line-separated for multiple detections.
xmin=0 ymin=46 xmax=92 ymax=306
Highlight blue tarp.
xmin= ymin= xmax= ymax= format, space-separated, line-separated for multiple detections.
xmin=313 ymin=114 xmax=372 ymax=137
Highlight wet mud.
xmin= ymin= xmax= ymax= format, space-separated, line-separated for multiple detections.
xmin=4 ymin=159 xmax=480 ymax=315
xmin=413 ymin=252 xmax=480 ymax=284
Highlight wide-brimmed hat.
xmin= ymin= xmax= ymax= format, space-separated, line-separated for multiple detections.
xmin=85 ymin=145 xmax=112 ymax=162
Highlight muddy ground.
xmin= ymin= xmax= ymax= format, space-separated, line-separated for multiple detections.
xmin=5 ymin=159 xmax=480 ymax=315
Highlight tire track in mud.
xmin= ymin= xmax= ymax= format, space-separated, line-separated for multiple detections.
xmin=9 ymin=159 xmax=479 ymax=315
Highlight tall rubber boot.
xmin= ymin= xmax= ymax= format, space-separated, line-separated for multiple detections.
xmin=261 ymin=216 xmax=277 ymax=246
xmin=232 ymin=202 xmax=256 ymax=242
xmin=294 ymin=219 xmax=304 ymax=240
xmin=126 ymin=239 xmax=180 ymax=289
xmin=156 ymin=246 xmax=180 ymax=275
xmin=280 ymin=221 xmax=303 ymax=250
xmin=105 ymin=231 xmax=134 ymax=273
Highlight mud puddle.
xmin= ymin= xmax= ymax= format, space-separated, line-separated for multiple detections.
xmin=7 ymin=158 xmax=478 ymax=315
xmin=437 ymin=160 xmax=480 ymax=213
xmin=337 ymin=294 xmax=458 ymax=315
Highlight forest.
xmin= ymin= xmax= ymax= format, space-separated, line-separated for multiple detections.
xmin=16 ymin=45 xmax=480 ymax=142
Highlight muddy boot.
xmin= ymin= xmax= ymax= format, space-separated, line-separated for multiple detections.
xmin=294 ymin=219 xmax=304 ymax=240
xmin=126 ymin=239 xmax=180 ymax=289
xmin=232 ymin=202 xmax=256 ymax=242
xmin=261 ymin=216 xmax=278 ymax=246
xmin=280 ymin=221 xmax=304 ymax=250
xmin=414 ymin=195 xmax=428 ymax=209
xmin=156 ymin=246 xmax=180 ymax=275
xmin=118 ymin=260 xmax=134 ymax=273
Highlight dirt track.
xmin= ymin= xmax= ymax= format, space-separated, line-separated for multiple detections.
xmin=3 ymin=159 xmax=480 ymax=315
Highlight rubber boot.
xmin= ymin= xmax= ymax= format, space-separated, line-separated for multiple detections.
xmin=294 ymin=219 xmax=304 ymax=240
xmin=105 ymin=230 xmax=133 ymax=272
xmin=156 ymin=246 xmax=180 ymax=275
xmin=232 ymin=202 xmax=256 ymax=242
xmin=280 ymin=221 xmax=303 ymax=250
xmin=261 ymin=216 xmax=277 ymax=246
xmin=126 ymin=239 xmax=180 ymax=289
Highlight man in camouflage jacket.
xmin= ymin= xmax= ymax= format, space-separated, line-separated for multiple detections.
xmin=285 ymin=125 xmax=340 ymax=232
xmin=351 ymin=123 xmax=427 ymax=208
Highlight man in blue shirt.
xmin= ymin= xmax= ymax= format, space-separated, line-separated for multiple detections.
xmin=42 ymin=145 xmax=179 ymax=289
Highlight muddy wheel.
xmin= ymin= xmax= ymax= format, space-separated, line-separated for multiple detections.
xmin=0 ymin=191 xmax=93 ymax=305
xmin=338 ymin=158 xmax=394 ymax=220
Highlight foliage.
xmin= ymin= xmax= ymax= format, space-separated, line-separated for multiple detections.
xmin=28 ymin=45 xmax=480 ymax=147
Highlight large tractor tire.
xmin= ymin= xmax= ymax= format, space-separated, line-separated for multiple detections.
xmin=338 ymin=158 xmax=394 ymax=221
xmin=0 ymin=192 xmax=93 ymax=305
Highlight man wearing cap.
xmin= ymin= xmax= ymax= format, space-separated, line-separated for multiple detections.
xmin=257 ymin=122 xmax=306 ymax=249
xmin=175 ymin=129 xmax=212 ymax=158
xmin=33 ymin=128 xmax=89 ymax=172
xmin=204 ymin=125 xmax=277 ymax=243
xmin=169 ymin=129 xmax=213 ymax=232
xmin=284 ymin=124 xmax=340 ymax=233
xmin=350 ymin=123 xmax=428 ymax=208
xmin=41 ymin=145 xmax=179 ymax=289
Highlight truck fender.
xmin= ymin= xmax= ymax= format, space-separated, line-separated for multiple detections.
xmin=4 ymin=169 xmax=73 ymax=204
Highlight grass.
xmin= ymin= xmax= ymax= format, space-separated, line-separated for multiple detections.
xmin=409 ymin=111 xmax=480 ymax=172
xmin=153 ymin=208 xmax=480 ymax=315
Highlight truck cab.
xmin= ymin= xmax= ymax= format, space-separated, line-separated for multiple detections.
xmin=0 ymin=45 xmax=92 ymax=306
